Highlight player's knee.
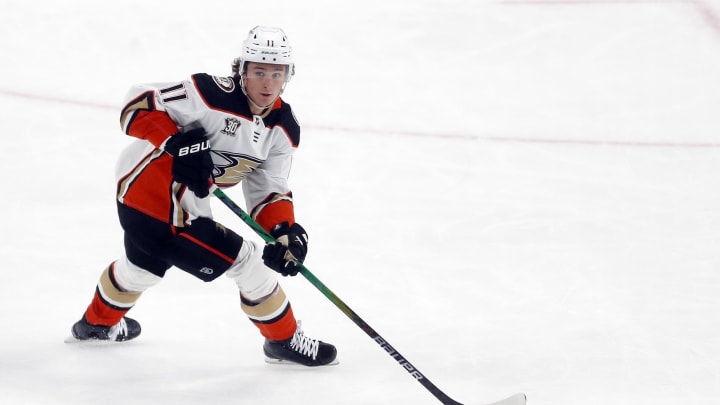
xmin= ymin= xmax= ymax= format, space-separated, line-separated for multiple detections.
xmin=113 ymin=256 xmax=163 ymax=292
xmin=225 ymin=240 xmax=278 ymax=300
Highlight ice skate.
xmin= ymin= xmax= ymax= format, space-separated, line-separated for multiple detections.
xmin=263 ymin=322 xmax=337 ymax=366
xmin=67 ymin=315 xmax=141 ymax=343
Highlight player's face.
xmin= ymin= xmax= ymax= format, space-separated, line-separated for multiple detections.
xmin=243 ymin=62 xmax=288 ymax=111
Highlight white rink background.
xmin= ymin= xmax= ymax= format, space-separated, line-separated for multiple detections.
xmin=1 ymin=1 xmax=719 ymax=404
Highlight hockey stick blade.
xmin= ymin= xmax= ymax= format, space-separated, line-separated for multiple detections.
xmin=483 ymin=393 xmax=527 ymax=405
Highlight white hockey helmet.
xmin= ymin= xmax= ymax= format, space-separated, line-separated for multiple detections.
xmin=232 ymin=26 xmax=295 ymax=82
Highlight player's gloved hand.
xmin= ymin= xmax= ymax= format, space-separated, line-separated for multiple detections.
xmin=164 ymin=128 xmax=213 ymax=198
xmin=262 ymin=222 xmax=308 ymax=277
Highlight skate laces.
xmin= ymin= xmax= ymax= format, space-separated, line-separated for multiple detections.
xmin=108 ymin=318 xmax=128 ymax=340
xmin=288 ymin=322 xmax=320 ymax=360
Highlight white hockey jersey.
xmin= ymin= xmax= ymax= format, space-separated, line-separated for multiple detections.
xmin=116 ymin=73 xmax=300 ymax=229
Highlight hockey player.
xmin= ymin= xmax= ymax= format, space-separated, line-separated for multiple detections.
xmin=68 ymin=26 xmax=337 ymax=367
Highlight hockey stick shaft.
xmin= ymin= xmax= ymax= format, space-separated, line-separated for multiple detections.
xmin=211 ymin=186 xmax=464 ymax=405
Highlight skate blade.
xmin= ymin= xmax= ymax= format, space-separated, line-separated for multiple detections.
xmin=63 ymin=335 xmax=124 ymax=345
xmin=264 ymin=356 xmax=340 ymax=367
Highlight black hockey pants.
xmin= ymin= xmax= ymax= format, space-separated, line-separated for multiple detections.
xmin=117 ymin=203 xmax=244 ymax=282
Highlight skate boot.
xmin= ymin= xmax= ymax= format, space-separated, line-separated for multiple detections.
xmin=70 ymin=315 xmax=141 ymax=342
xmin=263 ymin=321 xmax=337 ymax=366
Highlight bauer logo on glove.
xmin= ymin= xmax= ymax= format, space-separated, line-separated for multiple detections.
xmin=163 ymin=128 xmax=214 ymax=198
xmin=176 ymin=140 xmax=210 ymax=156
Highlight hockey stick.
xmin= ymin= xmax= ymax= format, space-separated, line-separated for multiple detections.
xmin=211 ymin=186 xmax=526 ymax=405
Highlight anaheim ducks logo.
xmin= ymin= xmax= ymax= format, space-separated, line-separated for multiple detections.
xmin=212 ymin=150 xmax=264 ymax=186
xmin=212 ymin=76 xmax=235 ymax=93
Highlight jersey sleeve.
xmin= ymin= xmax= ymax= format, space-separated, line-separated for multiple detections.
xmin=119 ymin=78 xmax=207 ymax=148
xmin=244 ymin=110 xmax=301 ymax=232
xmin=120 ymin=83 xmax=177 ymax=147
xmin=244 ymin=157 xmax=295 ymax=231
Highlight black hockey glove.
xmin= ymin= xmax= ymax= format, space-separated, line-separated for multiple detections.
xmin=164 ymin=129 xmax=213 ymax=198
xmin=262 ymin=222 xmax=308 ymax=277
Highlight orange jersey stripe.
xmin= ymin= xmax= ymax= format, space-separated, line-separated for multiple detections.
xmin=253 ymin=195 xmax=295 ymax=232
xmin=117 ymin=150 xmax=187 ymax=226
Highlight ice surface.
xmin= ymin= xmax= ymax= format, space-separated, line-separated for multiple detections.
xmin=1 ymin=1 xmax=719 ymax=404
